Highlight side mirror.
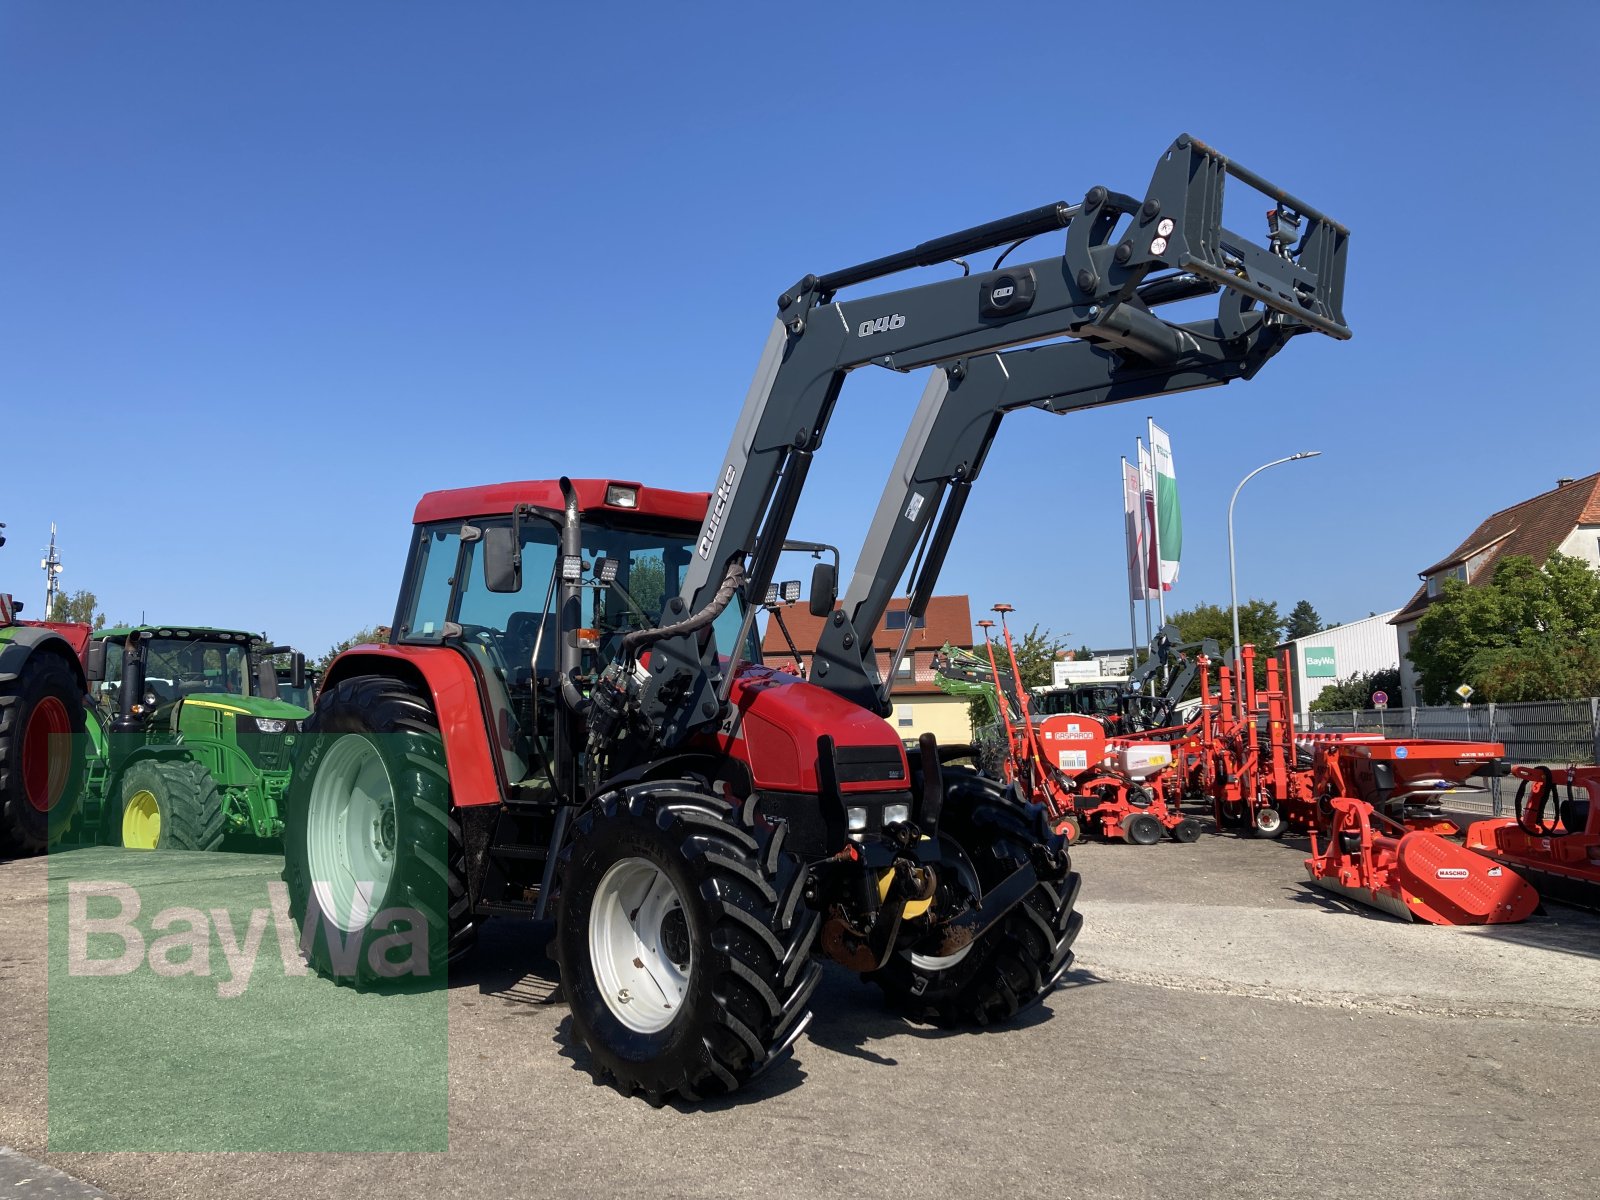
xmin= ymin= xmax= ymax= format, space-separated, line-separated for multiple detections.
xmin=287 ymin=651 xmax=306 ymax=691
xmin=808 ymin=562 xmax=837 ymax=618
xmin=483 ymin=525 xmax=522 ymax=594
xmin=85 ymin=641 xmax=107 ymax=682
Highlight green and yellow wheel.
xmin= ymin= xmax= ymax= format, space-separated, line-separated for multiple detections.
xmin=121 ymin=787 xmax=162 ymax=850
xmin=117 ymin=760 xmax=225 ymax=852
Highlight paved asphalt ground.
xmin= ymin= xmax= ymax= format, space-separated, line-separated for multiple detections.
xmin=3 ymin=822 xmax=1597 ymax=1200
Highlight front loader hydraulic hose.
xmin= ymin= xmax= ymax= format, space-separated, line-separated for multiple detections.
xmin=620 ymin=559 xmax=746 ymax=660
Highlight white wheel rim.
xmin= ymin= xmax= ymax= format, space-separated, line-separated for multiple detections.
xmin=589 ymin=858 xmax=692 ymax=1034
xmin=1257 ymin=808 xmax=1282 ymax=833
xmin=306 ymin=736 xmax=397 ymax=934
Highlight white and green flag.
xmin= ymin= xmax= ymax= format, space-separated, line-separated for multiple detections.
xmin=1148 ymin=421 xmax=1181 ymax=591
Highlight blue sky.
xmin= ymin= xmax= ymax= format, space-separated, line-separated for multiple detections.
xmin=2 ymin=1 xmax=1595 ymax=657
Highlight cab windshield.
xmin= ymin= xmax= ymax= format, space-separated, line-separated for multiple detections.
xmin=399 ymin=516 xmax=756 ymax=679
xmin=396 ymin=514 xmax=756 ymax=795
xmin=97 ymin=634 xmax=254 ymax=709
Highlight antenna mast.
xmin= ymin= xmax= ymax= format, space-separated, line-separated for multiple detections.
xmin=41 ymin=524 xmax=62 ymax=619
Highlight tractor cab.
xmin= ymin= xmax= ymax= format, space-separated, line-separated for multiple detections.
xmin=372 ymin=480 xmax=758 ymax=801
xmin=276 ymin=663 xmax=323 ymax=709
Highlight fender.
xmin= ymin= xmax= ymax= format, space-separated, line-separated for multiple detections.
xmin=0 ymin=625 xmax=89 ymax=689
xmin=321 ymin=643 xmax=502 ymax=807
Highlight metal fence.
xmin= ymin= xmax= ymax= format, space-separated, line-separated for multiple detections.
xmin=1300 ymin=698 xmax=1600 ymax=765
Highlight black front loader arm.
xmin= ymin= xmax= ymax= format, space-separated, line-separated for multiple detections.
xmin=630 ymin=133 xmax=1349 ymax=749
xmin=809 ymin=310 xmax=1296 ymax=712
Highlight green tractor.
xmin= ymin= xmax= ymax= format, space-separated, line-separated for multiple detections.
xmin=274 ymin=660 xmax=323 ymax=711
xmin=0 ymin=523 xmax=90 ymax=857
xmin=79 ymin=625 xmax=310 ymax=850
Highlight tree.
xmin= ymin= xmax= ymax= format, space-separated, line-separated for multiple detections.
xmin=1408 ymin=553 xmax=1600 ymax=703
xmin=966 ymin=623 xmax=1069 ymax=733
xmin=317 ymin=626 xmax=390 ymax=671
xmin=1165 ymin=599 xmax=1284 ymax=690
xmin=1284 ymin=599 xmax=1323 ymax=641
xmin=47 ymin=589 xmax=107 ymax=631
xmin=1073 ymin=643 xmax=1095 ymax=661
xmin=1309 ymin=667 xmax=1403 ymax=712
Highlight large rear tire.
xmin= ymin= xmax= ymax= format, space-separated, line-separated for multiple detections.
xmin=556 ymin=782 xmax=821 ymax=1105
xmin=0 ymin=647 xmax=86 ymax=856
xmin=869 ymin=766 xmax=1082 ymax=1026
xmin=281 ymin=675 xmax=475 ymax=987
xmin=118 ymin=759 xmax=226 ymax=851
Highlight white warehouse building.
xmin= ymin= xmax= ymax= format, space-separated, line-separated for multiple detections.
xmin=1280 ymin=608 xmax=1401 ymax=714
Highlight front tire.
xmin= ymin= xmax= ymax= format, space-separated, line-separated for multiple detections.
xmin=869 ymin=766 xmax=1082 ymax=1026
xmin=556 ymin=782 xmax=820 ymax=1104
xmin=119 ymin=759 xmax=225 ymax=851
xmin=281 ymin=675 xmax=474 ymax=987
xmin=0 ymin=648 xmax=86 ymax=855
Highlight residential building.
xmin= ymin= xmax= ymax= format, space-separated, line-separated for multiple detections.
xmin=1390 ymin=472 xmax=1600 ymax=706
xmin=759 ymin=595 xmax=975 ymax=746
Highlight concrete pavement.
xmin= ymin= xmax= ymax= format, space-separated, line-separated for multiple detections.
xmin=2 ymin=830 xmax=1596 ymax=1199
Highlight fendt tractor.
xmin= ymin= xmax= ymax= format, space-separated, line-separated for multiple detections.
xmin=284 ymin=135 xmax=1351 ymax=1102
xmin=76 ymin=625 xmax=310 ymax=850
xmin=0 ymin=522 xmax=90 ymax=857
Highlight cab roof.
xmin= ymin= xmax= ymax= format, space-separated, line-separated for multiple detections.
xmin=412 ymin=478 xmax=710 ymax=527
xmin=96 ymin=625 xmax=262 ymax=642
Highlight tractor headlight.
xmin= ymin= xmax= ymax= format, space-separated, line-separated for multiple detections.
xmin=250 ymin=717 xmax=300 ymax=734
xmin=846 ymin=806 xmax=868 ymax=833
xmin=882 ymin=802 xmax=911 ymax=826
xmin=142 ymin=691 xmax=159 ymax=709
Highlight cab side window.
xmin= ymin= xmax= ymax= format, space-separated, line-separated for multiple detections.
xmin=400 ymin=525 xmax=461 ymax=642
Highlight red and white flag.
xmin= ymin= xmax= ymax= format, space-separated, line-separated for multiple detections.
xmin=1123 ymin=456 xmax=1156 ymax=602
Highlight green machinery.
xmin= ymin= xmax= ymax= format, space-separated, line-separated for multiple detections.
xmin=273 ymin=661 xmax=323 ymax=711
xmin=80 ymin=625 xmax=310 ymax=850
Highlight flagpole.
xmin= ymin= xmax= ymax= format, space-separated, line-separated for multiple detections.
xmin=1121 ymin=456 xmax=1143 ymax=677
xmin=1136 ymin=438 xmax=1157 ymax=687
xmin=1148 ymin=417 xmax=1166 ymax=626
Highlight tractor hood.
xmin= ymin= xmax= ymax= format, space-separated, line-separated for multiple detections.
xmin=714 ymin=663 xmax=909 ymax=795
xmin=178 ymin=694 xmax=310 ymax=722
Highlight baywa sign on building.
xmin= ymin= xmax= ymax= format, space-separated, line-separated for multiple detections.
xmin=1304 ymin=647 xmax=1337 ymax=677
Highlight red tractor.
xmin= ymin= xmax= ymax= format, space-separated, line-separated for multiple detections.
xmin=0 ymin=524 xmax=90 ymax=857
xmin=282 ymin=135 xmax=1350 ymax=1102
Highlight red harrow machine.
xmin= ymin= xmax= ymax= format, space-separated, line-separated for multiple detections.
xmin=1189 ymin=645 xmax=1539 ymax=924
xmin=1192 ymin=646 xmax=1501 ymax=838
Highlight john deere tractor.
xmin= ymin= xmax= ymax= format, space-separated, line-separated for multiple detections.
xmin=79 ymin=625 xmax=310 ymax=850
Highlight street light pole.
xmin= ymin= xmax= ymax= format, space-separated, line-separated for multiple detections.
xmin=1228 ymin=452 xmax=1321 ymax=722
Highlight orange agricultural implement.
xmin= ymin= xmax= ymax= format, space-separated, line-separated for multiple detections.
xmin=1304 ymin=795 xmax=1538 ymax=924
xmin=1194 ymin=647 xmax=1505 ymax=838
xmin=978 ymin=608 xmax=1199 ymax=845
xmin=1465 ymin=765 xmax=1600 ymax=909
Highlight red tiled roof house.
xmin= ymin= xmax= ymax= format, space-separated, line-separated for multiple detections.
xmin=1391 ymin=472 xmax=1600 ymax=705
xmin=760 ymin=595 xmax=976 ymax=746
